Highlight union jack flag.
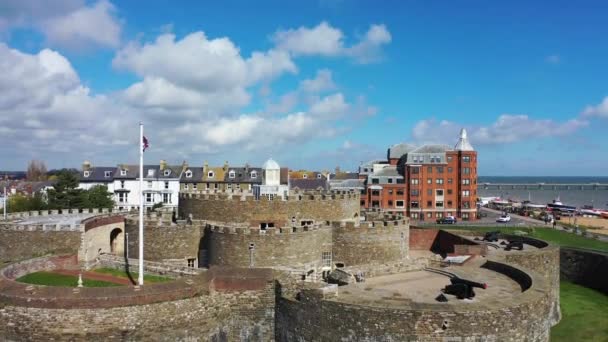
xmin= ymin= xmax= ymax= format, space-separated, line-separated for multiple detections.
xmin=143 ymin=136 xmax=149 ymax=152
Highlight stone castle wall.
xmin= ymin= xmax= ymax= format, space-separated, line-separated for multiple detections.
xmin=206 ymin=224 xmax=333 ymax=272
xmin=179 ymin=191 xmax=360 ymax=225
xmin=332 ymin=219 xmax=409 ymax=267
xmin=276 ymin=261 xmax=554 ymax=342
xmin=560 ymin=247 xmax=608 ymax=295
xmin=0 ymin=230 xmax=81 ymax=265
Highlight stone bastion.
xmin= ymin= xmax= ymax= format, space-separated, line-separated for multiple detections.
xmin=178 ymin=190 xmax=361 ymax=226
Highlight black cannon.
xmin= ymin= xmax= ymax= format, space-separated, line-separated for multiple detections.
xmin=443 ymin=277 xmax=488 ymax=299
xmin=505 ymin=240 xmax=524 ymax=251
xmin=482 ymin=231 xmax=500 ymax=242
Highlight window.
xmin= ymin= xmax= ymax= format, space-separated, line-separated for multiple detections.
xmin=388 ymin=178 xmax=393 ymax=184
xmin=83 ymin=171 xmax=90 ymax=177
xmin=436 ymin=189 xmax=444 ymax=196
xmin=396 ymin=190 xmax=404 ymax=195
xmin=447 ymin=200 xmax=453 ymax=207
xmin=436 ymin=201 xmax=444 ymax=208
xmin=426 ymin=200 xmax=433 ymax=207
xmin=462 ymin=179 xmax=470 ymax=185
xmin=463 ymin=167 xmax=470 ymax=175
xmin=396 ymin=200 xmax=405 ymax=208
xmin=118 ymin=193 xmax=127 ymax=203
xmin=462 ymin=190 xmax=470 ymax=197
xmin=214 ymin=183 xmax=219 ymax=189
xmin=229 ymin=170 xmax=235 ymax=179
xmin=427 ymin=189 xmax=432 ymax=196
xmin=388 ymin=189 xmax=393 ymax=195
xmin=147 ymin=169 xmax=154 ymax=177
xmin=208 ymin=171 xmax=214 ymax=178
xmin=397 ymin=178 xmax=405 ymax=184
xmin=427 ymin=166 xmax=433 ymax=173
xmin=448 ymin=167 xmax=453 ymax=173
xmin=463 ymin=156 xmax=471 ymax=162
xmin=104 ymin=171 xmax=112 ymax=178
xmin=164 ymin=170 xmax=171 ymax=176
xmin=411 ymin=167 xmax=419 ymax=174
xmin=185 ymin=170 xmax=192 ymax=178
xmin=448 ymin=178 xmax=453 ymax=184
xmin=251 ymin=171 xmax=257 ymax=179
xmin=372 ymin=178 xmax=379 ymax=184
xmin=388 ymin=200 xmax=393 ymax=206
xmin=427 ymin=178 xmax=432 ymax=184
xmin=360 ymin=200 xmax=365 ymax=206
xmin=371 ymin=200 xmax=380 ymax=208
xmin=120 ymin=169 xmax=127 ymax=176
xmin=411 ymin=189 xmax=419 ymax=196
xmin=462 ymin=213 xmax=470 ymax=219
xmin=303 ymin=174 xmax=308 ymax=179
xmin=164 ymin=181 xmax=169 ymax=189
xmin=205 ymin=183 xmax=210 ymax=189
xmin=193 ymin=183 xmax=197 ymax=190
xmin=187 ymin=259 xmax=196 ymax=268
xmin=436 ymin=178 xmax=444 ymax=184
xmin=236 ymin=184 xmax=241 ymax=190
xmin=447 ymin=189 xmax=453 ymax=195
xmin=145 ymin=193 xmax=153 ymax=203
xmin=147 ymin=181 xmax=153 ymax=188
xmin=322 ymin=252 xmax=332 ymax=268
xmin=162 ymin=193 xmax=170 ymax=204
xmin=120 ymin=181 xmax=125 ymax=189
xmin=437 ymin=167 xmax=444 ymax=173
xmin=427 ymin=212 xmax=432 ymax=218
xmin=411 ymin=201 xmax=419 ymax=208
xmin=411 ymin=179 xmax=419 ymax=185
xmin=227 ymin=184 xmax=232 ymax=190
xmin=463 ymin=202 xmax=470 ymax=209
xmin=447 ymin=156 xmax=453 ymax=162
xmin=371 ymin=190 xmax=380 ymax=196
xmin=411 ymin=212 xmax=419 ymax=219
xmin=436 ymin=212 xmax=443 ymax=218
xmin=317 ymin=174 xmax=322 ymax=179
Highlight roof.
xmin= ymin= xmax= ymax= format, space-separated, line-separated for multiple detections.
xmin=224 ymin=167 xmax=263 ymax=183
xmin=371 ymin=166 xmax=401 ymax=178
xmin=290 ymin=170 xmax=324 ymax=179
xmin=114 ymin=164 xmax=182 ymax=179
xmin=202 ymin=166 xmax=226 ymax=182
xmin=180 ymin=167 xmax=204 ymax=183
xmin=454 ymin=128 xmax=475 ymax=151
xmin=331 ymin=172 xmax=359 ymax=180
xmin=289 ymin=178 xmax=328 ymax=191
xmin=280 ymin=167 xmax=289 ymax=185
xmin=80 ymin=167 xmax=116 ymax=182
xmin=411 ymin=144 xmax=452 ymax=154
xmin=388 ymin=143 xmax=417 ymax=159
xmin=262 ymin=158 xmax=280 ymax=170
xmin=329 ymin=179 xmax=365 ymax=189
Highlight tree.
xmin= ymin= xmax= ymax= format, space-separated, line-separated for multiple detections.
xmin=46 ymin=170 xmax=86 ymax=209
xmin=4 ymin=193 xmax=46 ymax=213
xmin=26 ymin=160 xmax=48 ymax=181
xmin=86 ymin=185 xmax=115 ymax=209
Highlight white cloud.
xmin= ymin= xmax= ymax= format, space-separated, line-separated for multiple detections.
xmin=411 ymin=115 xmax=588 ymax=146
xmin=309 ymin=93 xmax=349 ymax=118
xmin=582 ymin=96 xmax=608 ymax=118
xmin=0 ymin=0 xmax=121 ymax=50
xmin=299 ymin=69 xmax=336 ymax=93
xmin=272 ymin=21 xmax=391 ymax=63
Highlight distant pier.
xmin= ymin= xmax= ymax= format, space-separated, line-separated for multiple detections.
xmin=480 ymin=183 xmax=608 ymax=191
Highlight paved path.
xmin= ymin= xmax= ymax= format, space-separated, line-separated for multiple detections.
xmin=53 ymin=269 xmax=133 ymax=286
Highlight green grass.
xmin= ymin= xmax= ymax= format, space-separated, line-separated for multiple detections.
xmin=16 ymin=271 xmax=119 ymax=287
xmin=438 ymin=226 xmax=608 ymax=252
xmin=551 ymin=281 xmax=608 ymax=341
xmin=93 ymin=267 xmax=172 ymax=283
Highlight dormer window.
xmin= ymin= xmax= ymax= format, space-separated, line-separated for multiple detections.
xmin=303 ymin=174 xmax=308 ymax=179
xmin=251 ymin=171 xmax=257 ymax=179
xmin=229 ymin=170 xmax=235 ymax=179
xmin=208 ymin=171 xmax=214 ymax=178
xmin=104 ymin=171 xmax=112 ymax=178
xmin=317 ymin=174 xmax=322 ymax=179
xmin=164 ymin=170 xmax=171 ymax=176
xmin=120 ymin=169 xmax=127 ymax=176
xmin=147 ymin=169 xmax=154 ymax=177
xmin=185 ymin=170 xmax=192 ymax=178
xmin=83 ymin=171 xmax=90 ymax=177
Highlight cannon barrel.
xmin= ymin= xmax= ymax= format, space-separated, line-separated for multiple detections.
xmin=450 ymin=277 xmax=487 ymax=289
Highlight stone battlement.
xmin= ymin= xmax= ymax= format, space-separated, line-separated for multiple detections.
xmin=2 ymin=208 xmax=129 ymax=221
xmin=0 ymin=222 xmax=84 ymax=232
xmin=179 ymin=190 xmax=358 ymax=201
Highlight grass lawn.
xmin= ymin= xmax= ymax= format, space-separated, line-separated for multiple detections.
xmin=437 ymin=226 xmax=608 ymax=252
xmin=93 ymin=267 xmax=172 ymax=283
xmin=551 ymin=281 xmax=608 ymax=341
xmin=16 ymin=271 xmax=119 ymax=287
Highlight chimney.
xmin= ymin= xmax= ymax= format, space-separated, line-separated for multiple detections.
xmin=245 ymin=163 xmax=250 ymax=173
xmin=181 ymin=160 xmax=189 ymax=172
xmin=82 ymin=160 xmax=91 ymax=171
xmin=335 ymin=166 xmax=341 ymax=174
xmin=160 ymin=159 xmax=167 ymax=171
xmin=223 ymin=161 xmax=229 ymax=171
xmin=203 ymin=161 xmax=208 ymax=173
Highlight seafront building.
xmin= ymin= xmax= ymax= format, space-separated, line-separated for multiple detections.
xmin=361 ymin=129 xmax=478 ymax=221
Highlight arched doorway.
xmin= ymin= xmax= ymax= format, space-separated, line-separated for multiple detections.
xmin=110 ymin=228 xmax=124 ymax=256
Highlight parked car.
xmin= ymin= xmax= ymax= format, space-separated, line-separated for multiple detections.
xmin=437 ymin=216 xmax=457 ymax=224
xmin=496 ymin=214 xmax=511 ymax=223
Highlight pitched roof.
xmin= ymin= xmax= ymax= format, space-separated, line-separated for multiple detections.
xmin=114 ymin=164 xmax=182 ymax=179
xmin=388 ymin=143 xmax=417 ymax=159
xmin=80 ymin=166 xmax=116 ymax=182
xmin=454 ymin=128 xmax=475 ymax=151
xmin=202 ymin=166 xmax=226 ymax=182
xmin=289 ymin=178 xmax=329 ymax=191
xmin=180 ymin=167 xmax=204 ymax=182
xmin=224 ymin=167 xmax=263 ymax=183
xmin=372 ymin=166 xmax=401 ymax=177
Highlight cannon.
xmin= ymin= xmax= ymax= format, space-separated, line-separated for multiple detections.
xmin=505 ymin=240 xmax=524 ymax=251
xmin=482 ymin=231 xmax=500 ymax=242
xmin=443 ymin=277 xmax=488 ymax=299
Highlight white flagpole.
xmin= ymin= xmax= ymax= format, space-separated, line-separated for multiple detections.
xmin=138 ymin=122 xmax=144 ymax=286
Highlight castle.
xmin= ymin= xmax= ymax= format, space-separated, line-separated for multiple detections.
xmin=0 ymin=185 xmax=571 ymax=341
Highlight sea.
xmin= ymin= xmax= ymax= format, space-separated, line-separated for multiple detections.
xmin=477 ymin=176 xmax=608 ymax=209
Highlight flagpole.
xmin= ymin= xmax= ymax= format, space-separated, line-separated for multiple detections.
xmin=138 ymin=122 xmax=144 ymax=286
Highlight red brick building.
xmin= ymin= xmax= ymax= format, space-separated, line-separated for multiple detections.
xmin=361 ymin=129 xmax=478 ymax=221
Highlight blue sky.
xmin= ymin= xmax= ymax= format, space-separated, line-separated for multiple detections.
xmin=1 ymin=0 xmax=607 ymax=175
